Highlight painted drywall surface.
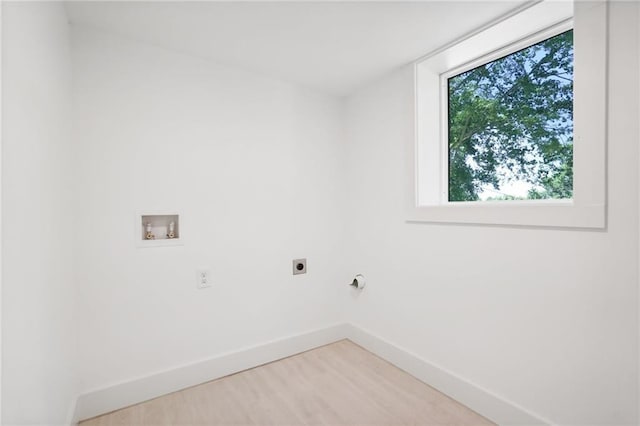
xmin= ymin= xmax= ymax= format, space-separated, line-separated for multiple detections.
xmin=64 ymin=2 xmax=523 ymax=98
xmin=1 ymin=2 xmax=78 ymax=425
xmin=344 ymin=2 xmax=639 ymax=425
xmin=71 ymin=26 xmax=347 ymax=393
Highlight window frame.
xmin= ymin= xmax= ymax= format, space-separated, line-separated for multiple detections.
xmin=409 ymin=0 xmax=607 ymax=229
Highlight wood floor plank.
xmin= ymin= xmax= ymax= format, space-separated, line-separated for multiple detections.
xmin=80 ymin=340 xmax=494 ymax=426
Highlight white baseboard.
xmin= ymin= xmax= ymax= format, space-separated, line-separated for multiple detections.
xmin=345 ymin=323 xmax=552 ymax=426
xmin=73 ymin=323 xmax=350 ymax=423
xmin=72 ymin=322 xmax=551 ymax=426
xmin=65 ymin=394 xmax=78 ymax=426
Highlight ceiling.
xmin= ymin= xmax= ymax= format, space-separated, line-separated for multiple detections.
xmin=64 ymin=1 xmax=526 ymax=97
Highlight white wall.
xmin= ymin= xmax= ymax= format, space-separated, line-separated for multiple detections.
xmin=71 ymin=26 xmax=347 ymax=394
xmin=1 ymin=2 xmax=78 ymax=425
xmin=344 ymin=2 xmax=639 ymax=425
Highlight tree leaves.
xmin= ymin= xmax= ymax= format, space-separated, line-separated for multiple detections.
xmin=448 ymin=30 xmax=574 ymax=201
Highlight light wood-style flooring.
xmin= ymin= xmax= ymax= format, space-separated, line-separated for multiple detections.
xmin=80 ymin=340 xmax=494 ymax=425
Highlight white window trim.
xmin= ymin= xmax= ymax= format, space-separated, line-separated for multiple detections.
xmin=408 ymin=0 xmax=607 ymax=229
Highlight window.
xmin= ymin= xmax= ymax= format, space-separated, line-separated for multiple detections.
xmin=409 ymin=0 xmax=607 ymax=228
xmin=447 ymin=30 xmax=574 ymax=202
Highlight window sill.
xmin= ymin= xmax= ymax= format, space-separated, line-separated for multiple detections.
xmin=406 ymin=202 xmax=605 ymax=229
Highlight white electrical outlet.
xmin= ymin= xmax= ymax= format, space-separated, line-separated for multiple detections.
xmin=196 ymin=268 xmax=211 ymax=289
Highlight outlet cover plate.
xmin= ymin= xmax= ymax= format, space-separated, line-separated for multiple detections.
xmin=197 ymin=268 xmax=211 ymax=289
xmin=292 ymin=259 xmax=307 ymax=275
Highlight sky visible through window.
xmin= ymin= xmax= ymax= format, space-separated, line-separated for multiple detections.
xmin=447 ymin=30 xmax=574 ymax=202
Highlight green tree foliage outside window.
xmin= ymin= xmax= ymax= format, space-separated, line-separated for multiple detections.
xmin=448 ymin=30 xmax=573 ymax=202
